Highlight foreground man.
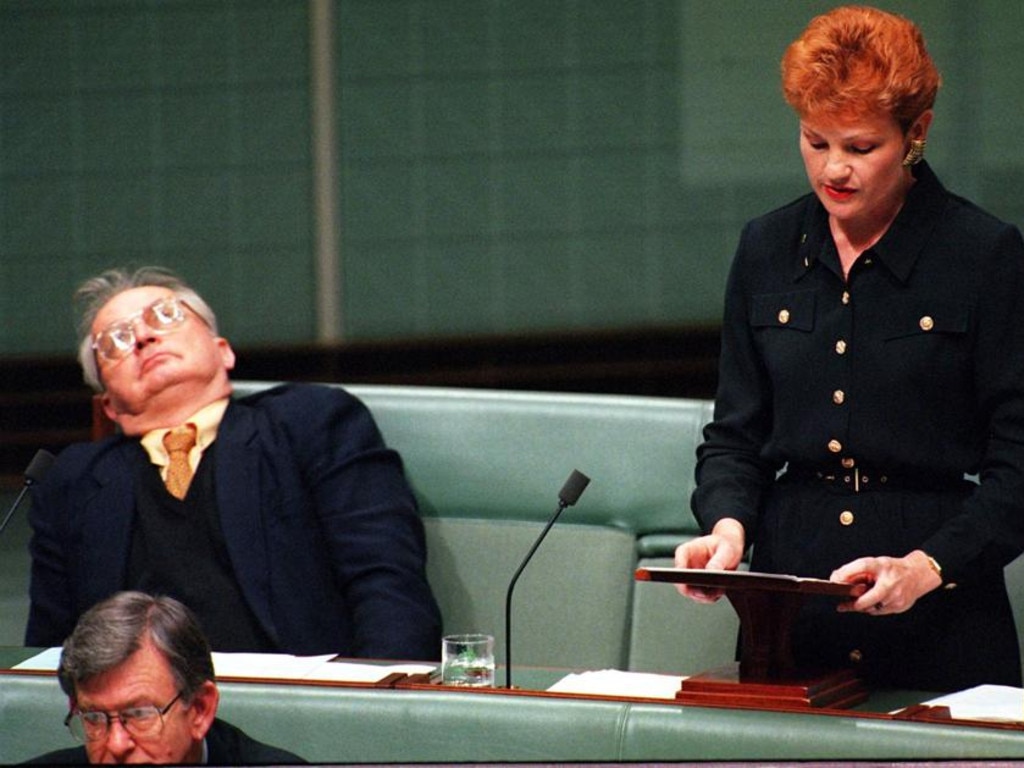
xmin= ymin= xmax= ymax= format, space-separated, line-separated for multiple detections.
xmin=28 ymin=591 xmax=303 ymax=764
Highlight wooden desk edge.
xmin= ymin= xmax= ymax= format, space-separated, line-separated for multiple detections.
xmin=3 ymin=667 xmax=1020 ymax=731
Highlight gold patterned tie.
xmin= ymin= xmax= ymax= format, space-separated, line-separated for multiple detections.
xmin=162 ymin=424 xmax=197 ymax=500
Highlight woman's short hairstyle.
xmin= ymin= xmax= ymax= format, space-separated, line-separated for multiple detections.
xmin=75 ymin=266 xmax=219 ymax=392
xmin=57 ymin=591 xmax=216 ymax=702
xmin=781 ymin=5 xmax=941 ymax=130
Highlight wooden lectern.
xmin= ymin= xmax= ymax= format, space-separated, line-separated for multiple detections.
xmin=635 ymin=567 xmax=869 ymax=709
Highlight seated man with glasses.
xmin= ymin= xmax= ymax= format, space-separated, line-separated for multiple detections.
xmin=27 ymin=591 xmax=303 ymax=765
xmin=25 ymin=266 xmax=442 ymax=660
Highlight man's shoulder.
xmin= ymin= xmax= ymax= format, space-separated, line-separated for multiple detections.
xmin=225 ymin=382 xmax=379 ymax=446
xmin=234 ymin=381 xmax=361 ymax=412
xmin=47 ymin=433 xmax=137 ymax=485
xmin=206 ymin=717 xmax=307 ymax=764
xmin=21 ymin=745 xmax=88 ymax=764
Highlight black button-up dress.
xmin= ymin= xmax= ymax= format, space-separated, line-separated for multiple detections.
xmin=693 ymin=161 xmax=1024 ymax=691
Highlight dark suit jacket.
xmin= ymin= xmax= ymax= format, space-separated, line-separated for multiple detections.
xmin=26 ymin=383 xmax=442 ymax=660
xmin=24 ymin=717 xmax=306 ymax=764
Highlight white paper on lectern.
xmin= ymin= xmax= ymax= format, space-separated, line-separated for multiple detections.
xmin=547 ymin=669 xmax=686 ymax=700
xmin=920 ymin=684 xmax=1024 ymax=722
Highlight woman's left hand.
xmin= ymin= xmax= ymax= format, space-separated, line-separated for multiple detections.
xmin=831 ymin=549 xmax=942 ymax=615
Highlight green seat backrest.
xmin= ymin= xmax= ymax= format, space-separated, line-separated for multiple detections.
xmin=232 ymin=382 xmax=711 ymax=538
xmin=424 ymin=516 xmax=635 ymax=668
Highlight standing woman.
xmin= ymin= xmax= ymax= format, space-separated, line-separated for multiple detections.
xmin=675 ymin=5 xmax=1024 ymax=691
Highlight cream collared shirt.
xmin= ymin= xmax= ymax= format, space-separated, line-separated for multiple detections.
xmin=140 ymin=398 xmax=230 ymax=480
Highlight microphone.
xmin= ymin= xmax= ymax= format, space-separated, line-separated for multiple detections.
xmin=504 ymin=469 xmax=591 ymax=689
xmin=0 ymin=449 xmax=55 ymax=537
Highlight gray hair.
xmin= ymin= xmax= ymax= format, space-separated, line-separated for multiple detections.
xmin=57 ymin=591 xmax=216 ymax=702
xmin=76 ymin=266 xmax=219 ymax=392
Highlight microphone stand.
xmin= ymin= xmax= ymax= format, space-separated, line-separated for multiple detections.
xmin=0 ymin=449 xmax=55 ymax=537
xmin=504 ymin=469 xmax=590 ymax=689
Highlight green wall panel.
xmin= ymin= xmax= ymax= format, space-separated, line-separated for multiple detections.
xmin=1 ymin=0 xmax=1023 ymax=356
xmin=0 ymin=0 xmax=312 ymax=355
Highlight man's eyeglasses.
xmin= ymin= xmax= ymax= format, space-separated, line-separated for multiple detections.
xmin=91 ymin=296 xmax=192 ymax=362
xmin=64 ymin=690 xmax=184 ymax=743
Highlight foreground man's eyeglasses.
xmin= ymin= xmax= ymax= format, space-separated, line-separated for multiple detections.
xmin=91 ymin=297 xmax=191 ymax=362
xmin=64 ymin=690 xmax=184 ymax=742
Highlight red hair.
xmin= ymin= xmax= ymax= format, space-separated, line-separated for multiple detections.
xmin=781 ymin=5 xmax=940 ymax=130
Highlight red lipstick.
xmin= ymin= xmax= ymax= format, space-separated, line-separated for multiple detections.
xmin=825 ymin=185 xmax=855 ymax=202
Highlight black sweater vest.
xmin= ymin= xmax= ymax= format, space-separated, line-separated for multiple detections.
xmin=127 ymin=442 xmax=275 ymax=651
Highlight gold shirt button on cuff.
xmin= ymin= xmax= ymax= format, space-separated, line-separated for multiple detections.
xmin=840 ymin=510 xmax=854 ymax=526
xmin=920 ymin=315 xmax=934 ymax=331
xmin=828 ymin=439 xmax=842 ymax=453
xmin=835 ymin=340 xmax=847 ymax=354
xmin=849 ymin=649 xmax=863 ymax=663
xmin=778 ymin=309 xmax=790 ymax=324
xmin=841 ymin=457 xmax=855 ymax=469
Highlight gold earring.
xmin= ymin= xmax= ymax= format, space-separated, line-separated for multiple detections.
xmin=902 ymin=138 xmax=926 ymax=167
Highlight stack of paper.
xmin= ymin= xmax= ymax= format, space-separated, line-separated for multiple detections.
xmin=547 ymin=669 xmax=686 ymax=699
xmin=12 ymin=648 xmax=435 ymax=684
xmin=920 ymin=684 xmax=1024 ymax=723
xmin=212 ymin=652 xmax=434 ymax=682
xmin=12 ymin=647 xmax=62 ymax=671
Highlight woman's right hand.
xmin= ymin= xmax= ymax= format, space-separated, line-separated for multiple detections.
xmin=672 ymin=518 xmax=745 ymax=603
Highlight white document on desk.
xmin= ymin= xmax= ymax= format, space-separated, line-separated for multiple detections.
xmin=212 ymin=652 xmax=434 ymax=682
xmin=12 ymin=647 xmax=61 ymax=671
xmin=212 ymin=652 xmax=337 ymax=679
xmin=306 ymin=660 xmax=436 ymax=682
xmin=12 ymin=648 xmax=434 ymax=684
xmin=547 ymin=669 xmax=686 ymax=700
xmin=920 ymin=684 xmax=1024 ymax=722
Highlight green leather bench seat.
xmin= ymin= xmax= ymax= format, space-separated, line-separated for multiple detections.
xmin=215 ymin=682 xmax=1024 ymax=762
xmin=3 ymin=671 xmax=1024 ymax=763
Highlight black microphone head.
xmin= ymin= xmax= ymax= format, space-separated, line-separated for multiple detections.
xmin=25 ymin=449 xmax=56 ymax=485
xmin=558 ymin=469 xmax=590 ymax=507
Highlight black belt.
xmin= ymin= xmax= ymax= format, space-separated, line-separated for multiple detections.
xmin=783 ymin=464 xmax=969 ymax=493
